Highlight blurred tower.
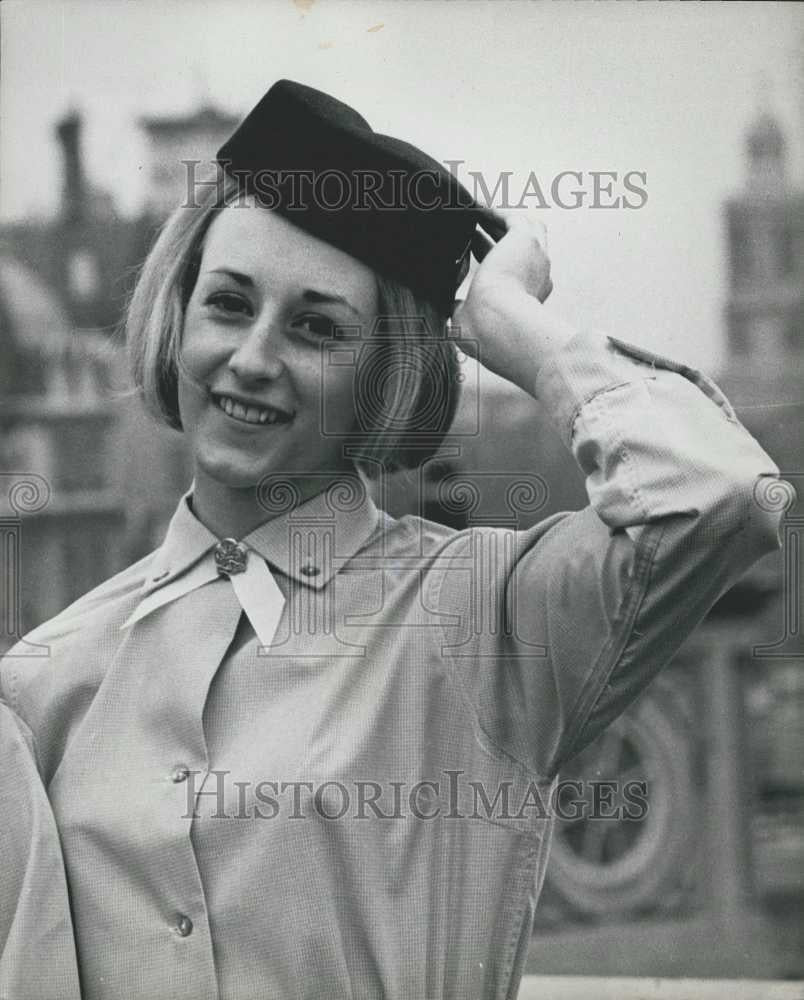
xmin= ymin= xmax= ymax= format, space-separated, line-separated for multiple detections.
xmin=139 ymin=104 xmax=238 ymax=218
xmin=719 ymin=102 xmax=804 ymax=967
xmin=56 ymin=112 xmax=88 ymax=223
xmin=721 ymin=105 xmax=804 ymax=467
xmin=53 ymin=110 xmax=141 ymax=331
xmin=54 ymin=111 xmax=105 ymax=326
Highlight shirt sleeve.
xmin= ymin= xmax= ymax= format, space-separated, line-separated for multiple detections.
xmin=440 ymin=329 xmax=788 ymax=780
xmin=0 ymin=701 xmax=82 ymax=1000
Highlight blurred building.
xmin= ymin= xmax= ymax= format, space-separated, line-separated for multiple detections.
xmin=0 ymin=101 xmax=239 ymax=645
xmin=0 ymin=246 xmax=124 ymax=649
xmin=2 ymin=112 xmax=153 ymax=334
xmin=718 ymin=105 xmax=804 ymax=969
xmin=139 ymin=105 xmax=238 ymax=216
xmin=722 ymin=107 xmax=804 ymax=466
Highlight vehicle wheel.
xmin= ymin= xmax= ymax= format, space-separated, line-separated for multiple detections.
xmin=546 ymin=685 xmax=697 ymax=917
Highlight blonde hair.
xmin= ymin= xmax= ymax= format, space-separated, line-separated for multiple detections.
xmin=126 ymin=175 xmax=460 ymax=475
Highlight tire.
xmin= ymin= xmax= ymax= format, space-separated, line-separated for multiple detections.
xmin=546 ymin=684 xmax=697 ymax=917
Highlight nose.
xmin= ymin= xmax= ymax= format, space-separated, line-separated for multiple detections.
xmin=226 ymin=313 xmax=286 ymax=383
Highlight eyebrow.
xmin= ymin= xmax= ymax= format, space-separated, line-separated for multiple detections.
xmin=207 ymin=268 xmax=361 ymax=315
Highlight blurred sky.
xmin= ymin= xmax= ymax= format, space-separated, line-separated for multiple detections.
xmin=1 ymin=0 xmax=802 ymax=370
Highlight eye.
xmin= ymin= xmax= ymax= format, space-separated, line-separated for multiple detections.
xmin=294 ymin=314 xmax=336 ymax=339
xmin=205 ymin=292 xmax=253 ymax=317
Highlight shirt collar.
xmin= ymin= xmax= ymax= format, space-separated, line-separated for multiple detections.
xmin=143 ymin=476 xmax=381 ymax=597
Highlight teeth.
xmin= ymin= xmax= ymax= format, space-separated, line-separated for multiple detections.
xmin=215 ymin=395 xmax=286 ymax=426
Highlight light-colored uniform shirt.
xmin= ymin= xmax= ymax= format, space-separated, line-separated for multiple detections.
xmin=0 ymin=703 xmax=82 ymax=1000
xmin=1 ymin=330 xmax=785 ymax=1000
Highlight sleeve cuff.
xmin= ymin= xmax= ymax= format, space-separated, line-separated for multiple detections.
xmin=534 ymin=329 xmax=738 ymax=447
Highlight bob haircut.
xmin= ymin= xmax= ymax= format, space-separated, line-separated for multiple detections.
xmin=126 ymin=173 xmax=461 ymax=477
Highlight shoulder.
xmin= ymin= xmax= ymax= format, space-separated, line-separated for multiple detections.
xmin=0 ymin=550 xmax=157 ymax=711
xmin=0 ymin=550 xmax=161 ymax=780
xmin=12 ymin=549 xmax=156 ymax=652
xmin=376 ymin=506 xmax=571 ymax=563
xmin=373 ymin=506 xmax=581 ymax=616
xmin=371 ymin=508 xmax=526 ymax=574
xmin=377 ymin=509 xmax=460 ymax=555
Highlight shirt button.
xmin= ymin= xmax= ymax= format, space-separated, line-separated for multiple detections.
xmin=300 ymin=563 xmax=320 ymax=577
xmin=175 ymin=914 xmax=193 ymax=937
xmin=171 ymin=764 xmax=190 ymax=783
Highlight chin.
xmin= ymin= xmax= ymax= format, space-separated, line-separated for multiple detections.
xmin=196 ymin=449 xmax=271 ymax=492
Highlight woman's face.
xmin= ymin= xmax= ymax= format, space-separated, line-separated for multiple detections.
xmin=178 ymin=200 xmax=378 ymax=495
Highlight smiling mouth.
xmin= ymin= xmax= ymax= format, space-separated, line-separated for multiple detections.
xmin=211 ymin=393 xmax=294 ymax=427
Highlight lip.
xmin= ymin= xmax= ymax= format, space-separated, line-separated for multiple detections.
xmin=210 ymin=390 xmax=295 ymax=425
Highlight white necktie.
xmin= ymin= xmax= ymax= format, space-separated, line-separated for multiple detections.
xmin=122 ymin=540 xmax=286 ymax=649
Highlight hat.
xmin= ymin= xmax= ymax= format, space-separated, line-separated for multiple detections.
xmin=216 ymin=80 xmax=480 ymax=313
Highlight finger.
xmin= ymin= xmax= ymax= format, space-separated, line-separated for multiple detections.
xmin=503 ymin=210 xmax=547 ymax=250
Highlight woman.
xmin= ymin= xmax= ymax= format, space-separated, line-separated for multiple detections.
xmin=1 ymin=80 xmax=785 ymax=999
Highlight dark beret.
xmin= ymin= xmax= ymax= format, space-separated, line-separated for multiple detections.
xmin=216 ymin=79 xmax=480 ymax=313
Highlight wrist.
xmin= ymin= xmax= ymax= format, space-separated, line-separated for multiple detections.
xmin=502 ymin=296 xmax=578 ymax=395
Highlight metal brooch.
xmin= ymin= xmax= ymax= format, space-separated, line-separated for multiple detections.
xmin=214 ymin=538 xmax=248 ymax=577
